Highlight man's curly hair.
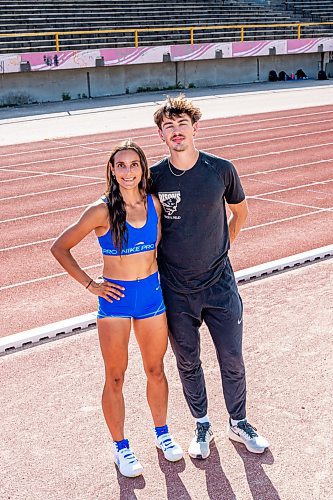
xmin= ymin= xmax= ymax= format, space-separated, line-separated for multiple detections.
xmin=153 ymin=93 xmax=202 ymax=129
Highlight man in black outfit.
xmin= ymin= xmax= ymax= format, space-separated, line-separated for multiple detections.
xmin=150 ymin=94 xmax=269 ymax=459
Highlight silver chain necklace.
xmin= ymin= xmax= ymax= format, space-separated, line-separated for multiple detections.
xmin=168 ymin=158 xmax=186 ymax=177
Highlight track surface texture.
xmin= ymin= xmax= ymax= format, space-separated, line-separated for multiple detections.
xmin=1 ymin=261 xmax=332 ymax=500
xmin=1 ymin=99 xmax=333 ymax=336
xmin=1 ymin=82 xmax=333 ymax=500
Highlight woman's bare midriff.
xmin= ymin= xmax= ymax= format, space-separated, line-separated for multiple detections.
xmin=102 ymin=250 xmax=158 ymax=281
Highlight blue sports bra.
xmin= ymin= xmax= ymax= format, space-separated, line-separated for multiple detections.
xmin=98 ymin=194 xmax=158 ymax=256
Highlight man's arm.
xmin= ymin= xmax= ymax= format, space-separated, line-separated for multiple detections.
xmin=227 ymin=199 xmax=249 ymax=244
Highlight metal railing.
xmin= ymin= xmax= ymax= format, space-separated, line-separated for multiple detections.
xmin=0 ymin=22 xmax=332 ymax=52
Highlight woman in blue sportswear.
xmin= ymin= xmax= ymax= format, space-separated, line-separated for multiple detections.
xmin=51 ymin=140 xmax=183 ymax=478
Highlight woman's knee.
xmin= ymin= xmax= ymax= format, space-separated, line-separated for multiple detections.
xmin=104 ymin=368 xmax=126 ymax=391
xmin=144 ymin=362 xmax=165 ymax=382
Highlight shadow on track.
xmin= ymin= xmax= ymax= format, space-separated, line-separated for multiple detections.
xmin=157 ymin=449 xmax=191 ymax=499
xmin=116 ymin=466 xmax=146 ymax=499
xmin=230 ymin=441 xmax=281 ymax=500
xmin=190 ymin=441 xmax=236 ymax=500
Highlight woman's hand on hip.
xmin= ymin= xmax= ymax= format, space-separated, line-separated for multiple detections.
xmin=88 ymin=279 xmax=125 ymax=302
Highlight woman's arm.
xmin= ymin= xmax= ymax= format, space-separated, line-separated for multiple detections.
xmin=51 ymin=203 xmax=125 ymax=301
xmin=151 ymin=194 xmax=162 ymax=246
xmin=51 ymin=204 xmax=104 ymax=287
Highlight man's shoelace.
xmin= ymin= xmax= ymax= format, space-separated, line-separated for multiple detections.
xmin=196 ymin=422 xmax=211 ymax=442
xmin=237 ymin=420 xmax=258 ymax=438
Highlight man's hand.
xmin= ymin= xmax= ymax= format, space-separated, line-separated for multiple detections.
xmin=228 ymin=199 xmax=249 ymax=244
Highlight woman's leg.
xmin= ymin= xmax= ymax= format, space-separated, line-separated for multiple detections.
xmin=97 ymin=317 xmax=131 ymax=441
xmin=133 ymin=313 xmax=168 ymax=427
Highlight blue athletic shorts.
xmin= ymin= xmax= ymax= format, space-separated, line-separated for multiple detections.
xmin=97 ymin=272 xmax=166 ymax=320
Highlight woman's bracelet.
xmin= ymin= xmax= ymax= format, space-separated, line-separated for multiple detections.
xmin=86 ymin=279 xmax=93 ymax=289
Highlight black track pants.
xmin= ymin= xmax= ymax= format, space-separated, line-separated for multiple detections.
xmin=161 ymin=258 xmax=246 ymax=420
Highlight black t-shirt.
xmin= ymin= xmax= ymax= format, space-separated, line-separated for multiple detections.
xmin=150 ymin=151 xmax=245 ymax=293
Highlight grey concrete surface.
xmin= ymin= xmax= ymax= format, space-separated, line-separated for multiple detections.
xmin=1 ymin=79 xmax=333 ymax=146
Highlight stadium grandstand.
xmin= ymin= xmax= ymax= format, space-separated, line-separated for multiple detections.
xmin=0 ymin=0 xmax=332 ymax=53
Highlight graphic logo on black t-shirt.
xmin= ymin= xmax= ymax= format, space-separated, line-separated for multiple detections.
xmin=158 ymin=191 xmax=181 ymax=216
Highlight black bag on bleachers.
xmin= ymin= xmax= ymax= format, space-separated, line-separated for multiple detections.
xmin=296 ymin=68 xmax=307 ymax=79
xmin=278 ymin=71 xmax=291 ymax=81
xmin=318 ymin=70 xmax=327 ymax=80
xmin=268 ymin=70 xmax=278 ymax=82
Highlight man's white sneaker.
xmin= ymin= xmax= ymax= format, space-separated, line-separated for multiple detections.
xmin=227 ymin=418 xmax=269 ymax=454
xmin=113 ymin=443 xmax=144 ymax=478
xmin=156 ymin=432 xmax=183 ymax=462
xmin=188 ymin=422 xmax=214 ymax=459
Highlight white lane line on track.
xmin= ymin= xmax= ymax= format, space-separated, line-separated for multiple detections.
xmin=0 ymin=204 xmax=87 ymax=224
xmin=0 ymin=180 xmax=103 ymax=202
xmin=1 ymin=128 xmax=333 ymax=170
xmin=242 ymin=207 xmax=333 ymax=232
xmin=0 ymin=168 xmax=103 ymax=183
xmin=239 ymin=158 xmax=333 ymax=177
xmin=2 ymin=208 xmax=332 ymax=280
xmin=250 ymin=196 xmax=332 ymax=211
xmin=2 ymin=157 xmax=332 ymax=186
xmin=0 ymin=150 xmax=106 ymax=169
xmin=228 ymin=141 xmax=333 ymax=161
xmin=1 ymin=165 xmax=332 ymax=216
xmin=2 ymin=155 xmax=332 ymax=188
xmin=248 ymin=179 xmax=333 ymax=198
xmin=0 ymin=264 xmax=101 ymax=291
xmin=0 ymin=238 xmax=55 ymax=252
xmin=2 ymin=109 xmax=333 ymax=157
xmin=2 ymin=196 xmax=326 ymax=250
xmin=3 ymin=244 xmax=333 ymax=353
xmin=148 ymin=140 xmax=333 ymax=163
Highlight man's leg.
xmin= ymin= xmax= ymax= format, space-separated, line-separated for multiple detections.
xmin=203 ymin=259 xmax=269 ymax=453
xmin=202 ymin=258 xmax=246 ymax=419
xmin=203 ymin=304 xmax=246 ymax=420
xmin=162 ymin=283 xmax=214 ymax=459
xmin=162 ymin=283 xmax=207 ymax=418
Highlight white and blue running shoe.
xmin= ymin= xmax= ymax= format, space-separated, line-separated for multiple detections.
xmin=156 ymin=432 xmax=183 ymax=462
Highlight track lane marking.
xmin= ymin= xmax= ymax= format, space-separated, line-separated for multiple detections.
xmin=2 ymin=156 xmax=332 ymax=185
xmin=0 ymin=264 xmax=101 ymax=291
xmin=1 ymin=128 xmax=333 ymax=170
xmin=1 ymin=109 xmax=333 ymax=157
xmin=0 ymin=204 xmax=87 ymax=224
xmin=2 ymin=157 xmax=332 ymax=185
xmin=248 ymin=179 xmax=333 ymax=198
xmin=0 ymin=238 xmax=56 ymax=252
xmin=0 ymin=168 xmax=103 ymax=183
xmin=239 ymin=158 xmax=333 ymax=177
xmin=242 ymin=206 xmax=333 ymax=231
xmin=0 ymin=204 xmax=333 ymax=258
xmin=0 ymin=181 xmax=104 ymax=202
xmin=250 ymin=196 xmax=332 ymax=211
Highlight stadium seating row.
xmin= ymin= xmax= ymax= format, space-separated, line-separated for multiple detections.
xmin=0 ymin=0 xmax=331 ymax=54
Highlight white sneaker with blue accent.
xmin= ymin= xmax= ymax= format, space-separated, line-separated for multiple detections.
xmin=156 ymin=432 xmax=183 ymax=462
xmin=113 ymin=443 xmax=144 ymax=478
xmin=227 ymin=418 xmax=269 ymax=453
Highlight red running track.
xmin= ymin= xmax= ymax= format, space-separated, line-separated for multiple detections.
xmin=1 ymin=104 xmax=332 ymax=337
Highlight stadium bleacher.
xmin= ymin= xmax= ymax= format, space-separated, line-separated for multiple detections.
xmin=0 ymin=0 xmax=331 ymax=54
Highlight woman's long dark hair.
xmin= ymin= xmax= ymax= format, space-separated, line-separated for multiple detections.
xmin=105 ymin=140 xmax=149 ymax=253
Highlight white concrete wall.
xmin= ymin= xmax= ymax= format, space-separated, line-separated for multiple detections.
xmin=0 ymin=52 xmax=326 ymax=105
